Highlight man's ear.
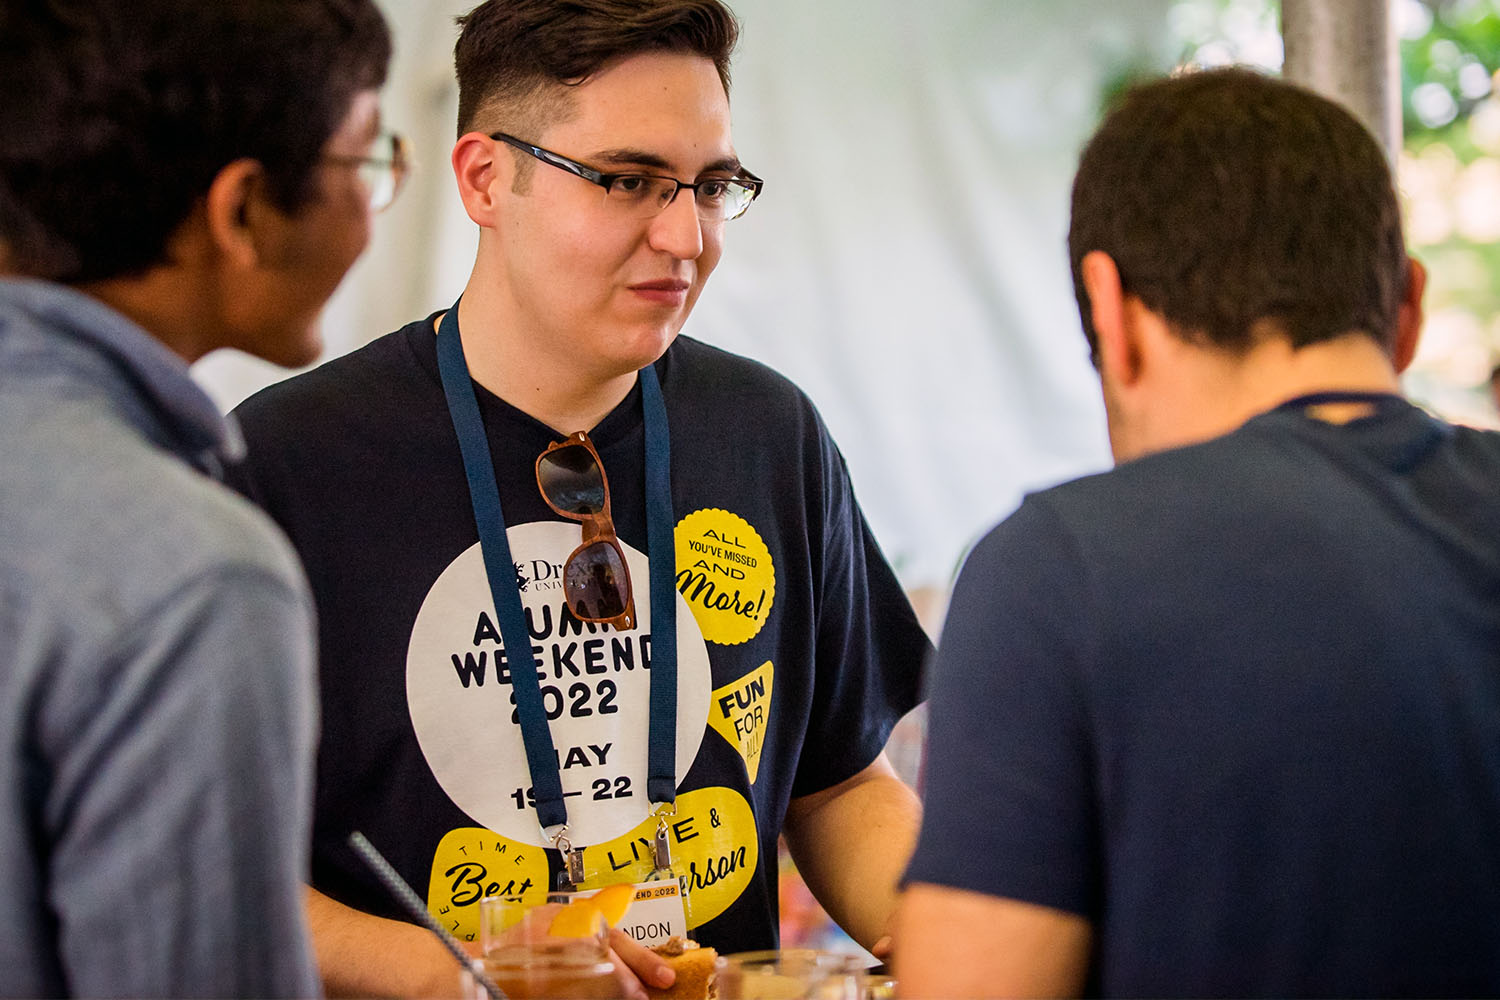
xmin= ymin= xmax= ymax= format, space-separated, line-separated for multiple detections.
xmin=1392 ymin=255 xmax=1427 ymax=375
xmin=202 ymin=159 xmax=269 ymax=271
xmin=452 ymin=131 xmax=510 ymax=227
xmin=1081 ymin=250 xmax=1144 ymax=388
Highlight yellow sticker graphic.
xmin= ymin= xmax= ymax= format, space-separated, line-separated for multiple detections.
xmin=427 ymin=827 xmax=550 ymax=942
xmin=580 ymin=786 xmax=758 ymax=929
xmin=674 ymin=509 xmax=775 ymax=645
xmin=708 ymin=662 xmax=774 ymax=783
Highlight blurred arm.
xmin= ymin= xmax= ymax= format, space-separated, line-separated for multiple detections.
xmin=307 ymin=887 xmax=676 ymax=1000
xmin=893 ymin=883 xmax=1091 ymax=998
xmin=781 ymin=752 xmax=921 ymax=953
xmin=45 ymin=568 xmax=319 ymax=997
xmin=307 ymin=885 xmax=479 ymax=999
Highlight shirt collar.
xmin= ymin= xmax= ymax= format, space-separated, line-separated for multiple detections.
xmin=0 ymin=277 xmax=245 ymax=465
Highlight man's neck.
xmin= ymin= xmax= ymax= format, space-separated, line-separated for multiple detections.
xmin=79 ymin=270 xmax=215 ymax=363
xmin=446 ymin=284 xmax=640 ymax=436
xmin=1213 ymin=331 xmax=1404 ymax=422
xmin=1119 ymin=331 xmax=1404 ymax=462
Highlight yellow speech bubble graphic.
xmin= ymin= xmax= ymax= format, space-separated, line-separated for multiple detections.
xmin=674 ymin=509 xmax=775 ymax=646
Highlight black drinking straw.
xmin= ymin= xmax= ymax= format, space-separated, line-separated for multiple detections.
xmin=347 ymin=831 xmax=507 ymax=1000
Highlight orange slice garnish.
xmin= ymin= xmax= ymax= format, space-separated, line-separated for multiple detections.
xmin=547 ymin=904 xmax=604 ymax=939
xmin=546 ymin=883 xmax=638 ymax=937
xmin=590 ymin=883 xmax=636 ymax=927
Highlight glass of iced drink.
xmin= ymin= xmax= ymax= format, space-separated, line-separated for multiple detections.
xmin=461 ymin=895 xmax=620 ymax=999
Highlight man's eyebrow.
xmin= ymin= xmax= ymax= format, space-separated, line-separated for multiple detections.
xmin=592 ymin=147 xmax=743 ymax=175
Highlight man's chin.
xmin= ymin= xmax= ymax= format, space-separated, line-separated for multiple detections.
xmin=250 ymin=331 xmax=324 ymax=370
xmin=616 ymin=324 xmax=682 ymax=371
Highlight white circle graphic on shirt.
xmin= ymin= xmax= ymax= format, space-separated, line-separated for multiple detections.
xmin=406 ymin=520 xmax=711 ymax=848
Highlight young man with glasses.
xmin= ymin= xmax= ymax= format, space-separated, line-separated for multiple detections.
xmin=896 ymin=68 xmax=1500 ymax=996
xmin=0 ymin=1 xmax=397 ymax=995
xmin=228 ymin=1 xmax=930 ymax=996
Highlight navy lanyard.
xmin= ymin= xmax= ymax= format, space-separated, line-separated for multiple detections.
xmin=435 ymin=299 xmax=678 ymax=842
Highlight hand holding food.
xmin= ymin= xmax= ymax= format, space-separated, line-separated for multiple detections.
xmin=547 ymin=886 xmax=717 ymax=999
xmin=645 ymin=937 xmax=719 ymax=1000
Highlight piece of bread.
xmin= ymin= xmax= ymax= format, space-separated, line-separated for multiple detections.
xmin=647 ymin=938 xmax=718 ymax=1000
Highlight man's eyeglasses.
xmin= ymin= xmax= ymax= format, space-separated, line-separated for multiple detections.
xmin=325 ymin=131 xmax=410 ymax=212
xmin=492 ymin=132 xmax=763 ymax=222
xmin=536 ymin=432 xmax=636 ymax=630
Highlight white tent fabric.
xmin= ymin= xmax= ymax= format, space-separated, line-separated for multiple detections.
xmin=192 ymin=0 xmax=1175 ymax=595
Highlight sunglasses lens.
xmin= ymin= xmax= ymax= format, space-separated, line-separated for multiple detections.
xmin=565 ymin=541 xmax=630 ymax=620
xmin=538 ymin=444 xmax=605 ymax=515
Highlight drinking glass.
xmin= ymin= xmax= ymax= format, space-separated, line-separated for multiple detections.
xmin=858 ymin=968 xmax=896 ymax=1000
xmin=715 ymin=949 xmax=862 ymax=1000
xmin=461 ymin=895 xmax=620 ymax=999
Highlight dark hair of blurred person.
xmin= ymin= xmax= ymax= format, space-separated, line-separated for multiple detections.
xmin=2 ymin=0 xmax=391 ymax=284
xmin=1068 ymin=66 xmax=1408 ymax=364
xmin=0 ymin=1 xmax=393 ymax=995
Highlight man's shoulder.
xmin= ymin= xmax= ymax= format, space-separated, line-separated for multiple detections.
xmin=663 ymin=335 xmax=838 ymax=463
xmin=667 ymin=335 xmax=816 ymax=409
xmin=2 ymin=406 xmax=305 ymax=642
xmin=1450 ymin=419 xmax=1500 ymax=458
xmin=234 ymin=317 xmax=434 ymax=431
xmin=1034 ymin=426 xmax=1279 ymax=510
xmin=989 ymin=407 xmax=1500 ymax=575
xmin=975 ymin=431 xmax=1285 ymax=571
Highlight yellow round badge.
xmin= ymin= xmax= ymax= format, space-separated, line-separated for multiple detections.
xmin=673 ymin=509 xmax=775 ymax=646
xmin=426 ymin=827 xmax=550 ymax=942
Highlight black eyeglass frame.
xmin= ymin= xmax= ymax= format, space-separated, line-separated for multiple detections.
xmin=491 ymin=131 xmax=763 ymax=221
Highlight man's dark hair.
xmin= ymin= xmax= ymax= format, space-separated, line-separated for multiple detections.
xmin=0 ymin=0 xmax=391 ymax=284
xmin=453 ymin=0 xmax=739 ymax=138
xmin=1068 ymin=67 xmax=1408 ymax=361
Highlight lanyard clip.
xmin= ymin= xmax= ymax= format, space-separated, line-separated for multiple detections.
xmin=649 ymin=803 xmax=676 ymax=876
xmin=549 ymin=826 xmax=586 ymax=890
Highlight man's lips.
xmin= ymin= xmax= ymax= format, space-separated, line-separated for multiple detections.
xmin=628 ymin=279 xmax=691 ymax=304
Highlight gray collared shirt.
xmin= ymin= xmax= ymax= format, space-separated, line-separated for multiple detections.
xmin=0 ymin=279 xmax=320 ymax=998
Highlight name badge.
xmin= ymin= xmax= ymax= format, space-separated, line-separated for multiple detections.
xmin=574 ymin=880 xmax=688 ymax=947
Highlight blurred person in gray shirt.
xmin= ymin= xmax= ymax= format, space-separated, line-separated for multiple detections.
xmin=0 ymin=1 xmax=400 ymax=994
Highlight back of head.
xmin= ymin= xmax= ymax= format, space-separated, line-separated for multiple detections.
xmin=1068 ymin=68 xmax=1408 ymax=361
xmin=0 ymin=0 xmax=391 ymax=284
xmin=453 ymin=0 xmax=739 ymax=137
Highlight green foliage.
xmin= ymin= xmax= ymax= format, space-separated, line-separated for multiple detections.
xmin=1402 ymin=0 xmax=1500 ymax=138
xmin=1400 ymin=0 xmax=1500 ymax=397
xmin=1156 ymin=0 xmax=1500 ymax=405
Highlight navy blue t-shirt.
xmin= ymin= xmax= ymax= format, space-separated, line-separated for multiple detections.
xmin=230 ymin=319 xmax=928 ymax=955
xmin=908 ymin=395 xmax=1500 ymax=996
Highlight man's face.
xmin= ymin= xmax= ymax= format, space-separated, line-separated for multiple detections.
xmin=238 ymin=89 xmax=381 ymax=368
xmin=489 ymin=51 xmax=735 ymax=377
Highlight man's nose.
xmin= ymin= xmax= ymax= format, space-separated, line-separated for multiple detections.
xmin=647 ymin=187 xmax=705 ymax=259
